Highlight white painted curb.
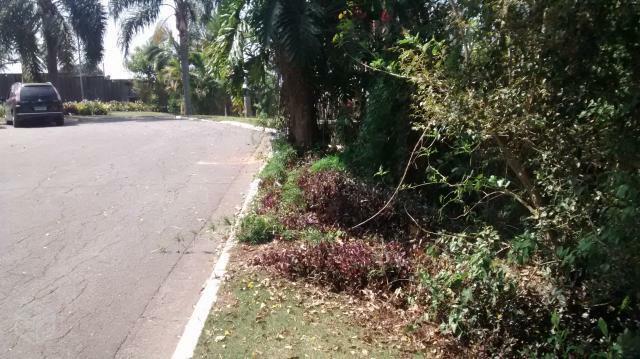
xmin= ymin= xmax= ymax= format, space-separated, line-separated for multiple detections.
xmin=177 ymin=115 xmax=277 ymax=134
xmin=171 ymin=177 xmax=262 ymax=359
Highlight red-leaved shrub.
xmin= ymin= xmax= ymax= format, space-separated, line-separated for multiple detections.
xmin=297 ymin=170 xmax=400 ymax=234
xmin=254 ymin=240 xmax=413 ymax=294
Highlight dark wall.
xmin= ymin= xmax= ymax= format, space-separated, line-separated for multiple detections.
xmin=0 ymin=73 xmax=133 ymax=102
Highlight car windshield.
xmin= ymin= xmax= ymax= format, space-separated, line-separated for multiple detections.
xmin=20 ymin=86 xmax=57 ymax=101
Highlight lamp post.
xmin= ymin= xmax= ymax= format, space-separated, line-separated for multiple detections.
xmin=77 ymin=35 xmax=85 ymax=100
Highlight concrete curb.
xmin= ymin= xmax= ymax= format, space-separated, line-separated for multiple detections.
xmin=176 ymin=115 xmax=277 ymax=134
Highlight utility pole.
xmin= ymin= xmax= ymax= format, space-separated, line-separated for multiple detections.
xmin=77 ymin=35 xmax=85 ymax=100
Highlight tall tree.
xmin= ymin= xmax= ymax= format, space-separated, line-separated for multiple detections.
xmin=0 ymin=1 xmax=43 ymax=81
xmin=110 ymin=0 xmax=211 ymax=116
xmin=208 ymin=0 xmax=324 ymax=148
xmin=0 ymin=0 xmax=106 ymax=85
xmin=37 ymin=0 xmax=107 ymax=86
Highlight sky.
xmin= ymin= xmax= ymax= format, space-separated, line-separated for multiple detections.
xmin=5 ymin=0 xmax=175 ymax=79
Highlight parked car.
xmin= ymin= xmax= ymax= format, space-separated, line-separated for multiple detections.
xmin=2 ymin=82 xmax=64 ymax=127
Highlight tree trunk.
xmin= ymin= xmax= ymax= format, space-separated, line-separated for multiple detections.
xmin=176 ymin=7 xmax=192 ymax=116
xmin=44 ymin=35 xmax=58 ymax=86
xmin=278 ymin=57 xmax=318 ymax=149
xmin=38 ymin=0 xmax=59 ymax=86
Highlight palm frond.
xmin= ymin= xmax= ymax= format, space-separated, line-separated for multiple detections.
xmin=0 ymin=0 xmax=43 ymax=80
xmin=272 ymin=0 xmax=322 ymax=66
xmin=109 ymin=0 xmax=155 ymax=20
xmin=117 ymin=1 xmax=163 ymax=55
xmin=61 ymin=0 xmax=108 ymax=66
xmin=57 ymin=18 xmax=76 ymax=70
xmin=250 ymin=0 xmax=278 ymax=47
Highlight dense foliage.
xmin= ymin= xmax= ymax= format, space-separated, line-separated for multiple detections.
xmin=232 ymin=0 xmax=640 ymax=356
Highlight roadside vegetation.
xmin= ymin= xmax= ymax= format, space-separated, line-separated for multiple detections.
xmin=234 ymin=130 xmax=639 ymax=356
xmin=2 ymin=0 xmax=638 ymax=357
xmin=63 ymin=100 xmax=156 ymax=116
xmin=201 ymin=2 xmax=640 ymax=356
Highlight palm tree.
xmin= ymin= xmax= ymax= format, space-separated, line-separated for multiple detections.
xmin=0 ymin=0 xmax=106 ymax=85
xmin=0 ymin=1 xmax=44 ymax=81
xmin=265 ymin=0 xmax=324 ymax=148
xmin=206 ymin=0 xmax=324 ymax=148
xmin=38 ymin=0 xmax=107 ymax=86
xmin=110 ymin=0 xmax=211 ymax=116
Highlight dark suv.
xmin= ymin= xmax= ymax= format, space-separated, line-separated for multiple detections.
xmin=3 ymin=82 xmax=64 ymax=127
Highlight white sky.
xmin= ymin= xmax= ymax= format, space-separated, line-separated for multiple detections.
xmin=5 ymin=0 xmax=175 ymax=79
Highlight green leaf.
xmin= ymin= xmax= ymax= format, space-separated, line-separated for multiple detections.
xmin=620 ymin=296 xmax=630 ymax=312
xmin=597 ymin=318 xmax=608 ymax=337
xmin=551 ymin=312 xmax=560 ymax=328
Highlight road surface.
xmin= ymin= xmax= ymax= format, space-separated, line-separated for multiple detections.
xmin=0 ymin=116 xmax=268 ymax=358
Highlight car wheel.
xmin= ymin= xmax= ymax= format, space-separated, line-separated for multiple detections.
xmin=12 ymin=114 xmax=21 ymax=128
xmin=56 ymin=117 xmax=64 ymax=126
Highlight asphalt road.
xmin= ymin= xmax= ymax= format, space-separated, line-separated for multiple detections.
xmin=0 ymin=116 xmax=268 ymax=358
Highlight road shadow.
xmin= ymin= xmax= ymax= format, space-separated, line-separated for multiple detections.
xmin=1 ymin=116 xmax=178 ymax=128
xmin=3 ymin=120 xmax=61 ymax=128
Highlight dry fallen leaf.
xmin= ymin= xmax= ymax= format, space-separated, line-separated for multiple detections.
xmin=214 ymin=335 xmax=225 ymax=343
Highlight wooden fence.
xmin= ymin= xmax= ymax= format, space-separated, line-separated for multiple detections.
xmin=0 ymin=73 xmax=133 ymax=102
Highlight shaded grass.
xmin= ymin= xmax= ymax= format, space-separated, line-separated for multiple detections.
xmin=259 ymin=140 xmax=297 ymax=183
xmin=194 ymin=268 xmax=403 ymax=358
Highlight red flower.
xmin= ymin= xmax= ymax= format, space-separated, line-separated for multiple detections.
xmin=380 ymin=9 xmax=392 ymax=23
xmin=353 ymin=7 xmax=366 ymax=20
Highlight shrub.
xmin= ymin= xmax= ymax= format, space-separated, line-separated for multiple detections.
xmin=297 ymin=169 xmax=399 ymax=234
xmin=63 ymin=102 xmax=78 ymax=115
xmin=0 ymin=106 xmax=5 ymax=119
xmin=280 ymin=169 xmax=305 ymax=209
xmin=104 ymin=100 xmax=156 ymax=112
xmin=237 ymin=214 xmax=281 ymax=244
xmin=255 ymin=240 xmax=413 ymax=294
xmin=259 ymin=140 xmax=297 ymax=184
xmin=309 ymin=154 xmax=346 ymax=173
xmin=64 ymin=100 xmax=156 ymax=115
xmin=64 ymin=100 xmax=108 ymax=115
xmin=298 ymin=228 xmax=338 ymax=243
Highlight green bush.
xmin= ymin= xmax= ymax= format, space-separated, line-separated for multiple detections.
xmin=167 ymin=97 xmax=181 ymax=114
xmin=298 ymin=228 xmax=338 ymax=243
xmin=63 ymin=102 xmax=77 ymax=115
xmin=0 ymin=106 xmax=5 ymax=120
xmin=64 ymin=100 xmax=157 ymax=115
xmin=260 ymin=140 xmax=297 ymax=183
xmin=104 ymin=101 xmax=156 ymax=112
xmin=309 ymin=155 xmax=346 ymax=173
xmin=343 ymin=77 xmax=411 ymax=180
xmin=280 ymin=169 xmax=305 ymax=210
xmin=237 ymin=214 xmax=281 ymax=244
xmin=64 ymin=100 xmax=108 ymax=115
